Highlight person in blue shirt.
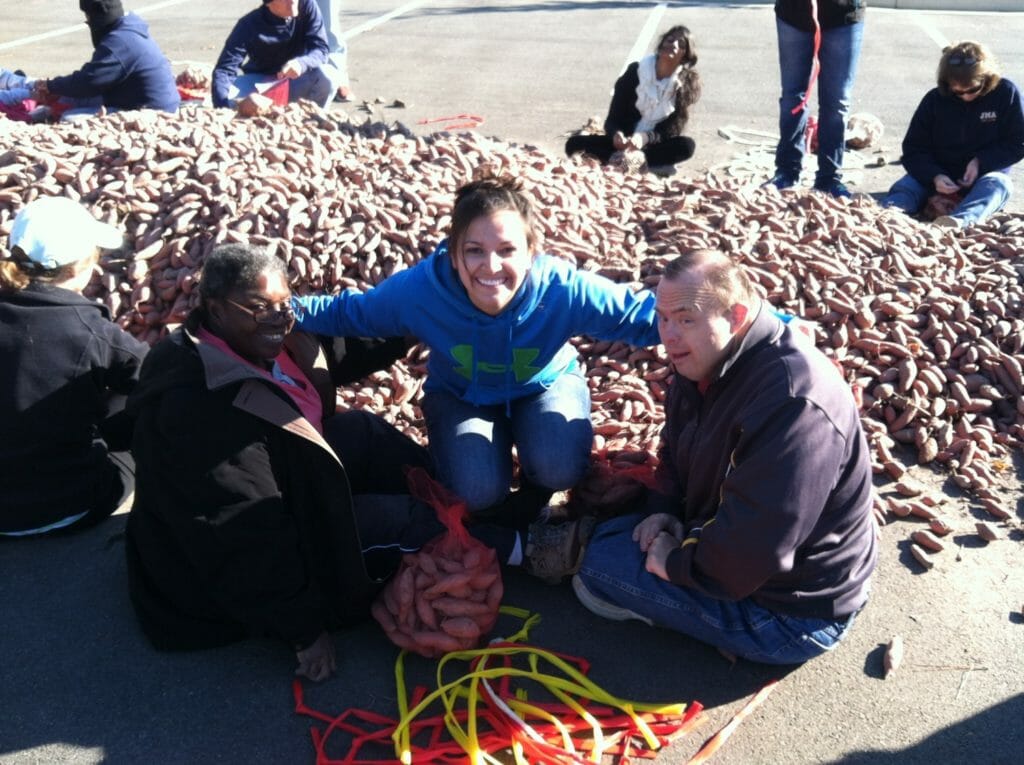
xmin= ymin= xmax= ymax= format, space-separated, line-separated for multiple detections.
xmin=31 ymin=0 xmax=179 ymax=117
xmin=293 ymin=175 xmax=660 ymax=572
xmin=212 ymin=0 xmax=341 ymax=110
xmin=883 ymin=41 xmax=1024 ymax=230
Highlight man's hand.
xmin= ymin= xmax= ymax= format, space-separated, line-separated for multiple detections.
xmin=612 ymin=131 xmax=628 ymax=151
xmin=933 ymin=174 xmax=959 ymax=195
xmin=959 ymin=157 xmax=980 ymax=187
xmin=237 ymin=92 xmax=275 ymax=117
xmin=633 ymin=513 xmax=683 ymax=552
xmin=644 ymin=532 xmax=678 ymax=581
xmin=278 ymin=59 xmax=303 ymax=80
xmin=295 ymin=631 xmax=336 ymax=682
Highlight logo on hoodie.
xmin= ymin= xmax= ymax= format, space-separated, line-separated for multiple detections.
xmin=451 ymin=345 xmax=542 ymax=383
xmin=979 ymin=110 xmax=997 ymax=123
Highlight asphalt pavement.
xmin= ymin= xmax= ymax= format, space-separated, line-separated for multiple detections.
xmin=1 ymin=2 xmax=1023 ymax=764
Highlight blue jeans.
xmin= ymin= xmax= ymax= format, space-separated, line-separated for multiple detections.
xmin=775 ymin=18 xmax=864 ymax=185
xmin=421 ymin=370 xmax=593 ymax=513
xmin=577 ymin=514 xmax=859 ymax=665
xmin=229 ymin=67 xmax=343 ymax=110
xmin=315 ymin=0 xmax=350 ymax=84
xmin=883 ymin=172 xmax=1013 ymax=226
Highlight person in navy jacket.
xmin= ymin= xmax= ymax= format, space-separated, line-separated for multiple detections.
xmin=212 ymin=0 xmax=342 ymax=109
xmin=32 ymin=0 xmax=179 ymax=116
xmin=883 ymin=41 xmax=1024 ymax=229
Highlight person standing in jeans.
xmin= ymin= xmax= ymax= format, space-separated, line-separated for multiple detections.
xmin=573 ymin=250 xmax=877 ymax=665
xmin=767 ymin=0 xmax=866 ymax=198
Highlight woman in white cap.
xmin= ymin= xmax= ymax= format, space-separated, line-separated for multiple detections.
xmin=0 ymin=197 xmax=149 ymax=537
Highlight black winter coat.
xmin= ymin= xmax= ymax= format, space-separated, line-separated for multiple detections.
xmin=775 ymin=0 xmax=866 ymax=31
xmin=124 ymin=325 xmax=407 ymax=651
xmin=604 ymin=61 xmax=692 ymax=142
xmin=0 ymin=283 xmax=148 ymax=533
xmin=653 ymin=307 xmax=877 ymax=621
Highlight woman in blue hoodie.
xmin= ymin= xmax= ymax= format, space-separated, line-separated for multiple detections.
xmin=293 ymin=176 xmax=660 ymax=532
xmin=883 ymin=41 xmax=1024 ymax=229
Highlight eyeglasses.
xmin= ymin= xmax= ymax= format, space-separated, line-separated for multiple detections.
xmin=948 ymin=54 xmax=978 ymax=67
xmin=223 ymin=297 xmax=295 ymax=325
xmin=950 ymin=82 xmax=984 ymax=98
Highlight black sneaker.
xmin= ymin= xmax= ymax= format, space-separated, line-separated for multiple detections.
xmin=764 ymin=171 xmax=797 ymax=190
xmin=814 ymin=178 xmax=852 ymax=199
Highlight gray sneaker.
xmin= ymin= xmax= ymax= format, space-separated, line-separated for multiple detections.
xmin=523 ymin=516 xmax=597 ymax=584
xmin=571 ymin=574 xmax=653 ymax=625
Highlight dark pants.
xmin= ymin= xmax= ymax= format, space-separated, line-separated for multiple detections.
xmin=565 ymin=133 xmax=696 ymax=167
xmin=322 ymin=411 xmax=516 ymax=576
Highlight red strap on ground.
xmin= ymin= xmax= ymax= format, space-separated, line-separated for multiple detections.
xmin=416 ymin=113 xmax=484 ymax=130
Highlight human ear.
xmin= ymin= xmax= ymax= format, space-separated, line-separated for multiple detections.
xmin=728 ymin=303 xmax=748 ymax=330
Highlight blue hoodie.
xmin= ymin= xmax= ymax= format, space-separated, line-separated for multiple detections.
xmin=212 ymin=0 xmax=329 ymax=108
xmin=293 ymin=242 xmax=660 ymax=406
xmin=48 ymin=13 xmax=179 ymax=112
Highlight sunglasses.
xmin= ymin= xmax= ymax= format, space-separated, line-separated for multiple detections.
xmin=948 ymin=54 xmax=977 ymax=67
xmin=224 ymin=297 xmax=295 ymax=325
xmin=950 ymin=82 xmax=984 ymax=98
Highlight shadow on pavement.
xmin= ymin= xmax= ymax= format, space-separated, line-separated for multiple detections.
xmin=830 ymin=693 xmax=1024 ymax=765
xmin=0 ymin=514 xmax=796 ymax=763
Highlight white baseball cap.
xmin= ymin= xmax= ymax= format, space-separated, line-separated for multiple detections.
xmin=9 ymin=197 xmax=123 ymax=269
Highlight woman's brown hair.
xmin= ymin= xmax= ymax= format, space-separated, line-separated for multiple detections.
xmin=447 ymin=173 xmax=540 ymax=266
xmin=937 ymin=41 xmax=1001 ymax=99
xmin=0 ymin=248 xmax=84 ymax=291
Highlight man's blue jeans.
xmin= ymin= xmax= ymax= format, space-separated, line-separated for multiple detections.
xmin=883 ymin=172 xmax=1013 ymax=226
xmin=775 ymin=17 xmax=864 ymax=186
xmin=576 ymin=514 xmax=860 ymax=665
xmin=421 ymin=370 xmax=593 ymax=513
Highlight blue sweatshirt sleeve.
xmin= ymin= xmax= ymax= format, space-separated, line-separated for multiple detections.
xmin=975 ymin=80 xmax=1024 ymax=175
xmin=292 ymin=270 xmax=417 ymax=339
xmin=565 ymin=266 xmax=660 ymax=347
xmin=212 ymin=19 xmax=251 ymax=108
xmin=48 ymin=42 xmax=127 ymax=99
xmin=900 ymin=91 xmax=947 ymax=186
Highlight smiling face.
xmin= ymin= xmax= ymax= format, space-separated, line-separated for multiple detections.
xmin=209 ymin=269 xmax=294 ymax=367
xmin=657 ymin=35 xmax=687 ymax=69
xmin=452 ymin=209 xmax=533 ymax=316
xmin=655 ymin=271 xmax=743 ymax=383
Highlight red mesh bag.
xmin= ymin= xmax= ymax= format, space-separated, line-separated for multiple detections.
xmin=370 ymin=468 xmax=503 ymax=658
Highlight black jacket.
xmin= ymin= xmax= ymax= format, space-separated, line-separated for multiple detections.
xmin=604 ymin=61 xmax=690 ymax=142
xmin=0 ymin=283 xmax=148 ymax=533
xmin=124 ymin=324 xmax=408 ymax=651
xmin=775 ymin=0 xmax=866 ymax=31
xmin=653 ymin=306 xmax=877 ymax=620
xmin=901 ymin=78 xmax=1024 ymax=187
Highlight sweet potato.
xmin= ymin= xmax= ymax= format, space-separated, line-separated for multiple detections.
xmin=440 ymin=617 xmax=482 ymax=641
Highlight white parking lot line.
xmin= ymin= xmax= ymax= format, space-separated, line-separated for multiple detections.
xmin=343 ymin=0 xmax=428 ymax=40
xmin=0 ymin=0 xmax=191 ymax=51
xmin=620 ymin=2 xmax=668 ymax=76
